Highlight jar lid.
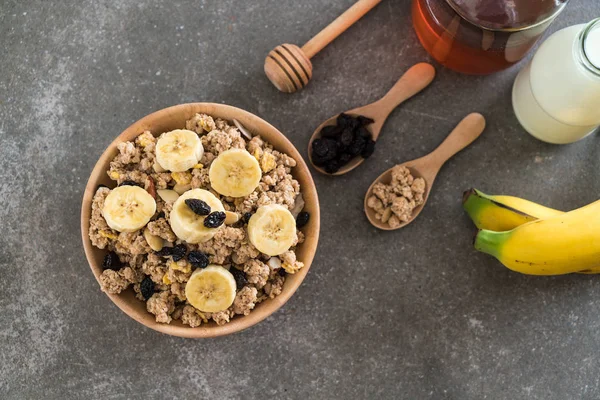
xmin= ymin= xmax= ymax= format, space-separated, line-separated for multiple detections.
xmin=446 ymin=0 xmax=569 ymax=31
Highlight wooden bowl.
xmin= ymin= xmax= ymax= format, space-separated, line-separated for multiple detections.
xmin=81 ymin=103 xmax=320 ymax=338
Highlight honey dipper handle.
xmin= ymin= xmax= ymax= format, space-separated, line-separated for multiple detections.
xmin=301 ymin=0 xmax=382 ymax=59
xmin=429 ymin=113 xmax=486 ymax=168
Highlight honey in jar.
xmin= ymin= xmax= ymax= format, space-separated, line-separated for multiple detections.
xmin=412 ymin=0 xmax=569 ymax=75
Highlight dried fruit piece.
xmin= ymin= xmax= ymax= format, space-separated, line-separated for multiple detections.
xmin=358 ymin=115 xmax=374 ymax=126
xmin=188 ymin=251 xmax=209 ymax=270
xmin=320 ymin=124 xmax=342 ymax=138
xmin=102 ymin=251 xmax=122 ymax=271
xmin=348 ymin=136 xmax=367 ymax=157
xmin=203 ymin=211 xmax=226 ymax=228
xmin=324 ymin=160 xmax=341 ymax=174
xmin=230 ymin=267 xmax=248 ymax=290
xmin=296 ymin=211 xmax=310 ymax=228
xmin=311 ymin=138 xmax=338 ymax=166
xmin=185 ymin=198 xmax=211 ymax=216
xmin=140 ymin=276 xmax=155 ymax=300
xmin=361 ymin=139 xmax=376 ymax=159
xmin=155 ymin=246 xmax=174 ymax=257
xmin=171 ymin=243 xmax=187 ymax=261
xmin=340 ymin=129 xmax=354 ymax=147
xmin=242 ymin=212 xmax=253 ymax=224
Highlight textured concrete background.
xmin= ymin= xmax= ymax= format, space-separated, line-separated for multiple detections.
xmin=2 ymin=0 xmax=600 ymax=399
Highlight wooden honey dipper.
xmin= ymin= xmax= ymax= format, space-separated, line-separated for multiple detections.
xmin=264 ymin=0 xmax=382 ymax=93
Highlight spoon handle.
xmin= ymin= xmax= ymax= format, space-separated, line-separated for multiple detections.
xmin=372 ymin=63 xmax=436 ymax=123
xmin=302 ymin=0 xmax=382 ymax=59
xmin=428 ymin=113 xmax=486 ymax=168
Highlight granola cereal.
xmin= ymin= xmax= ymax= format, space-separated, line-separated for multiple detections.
xmin=90 ymin=114 xmax=309 ymax=326
xmin=366 ymin=165 xmax=426 ymax=228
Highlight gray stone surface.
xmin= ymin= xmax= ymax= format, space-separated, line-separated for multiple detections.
xmin=2 ymin=0 xmax=600 ymax=398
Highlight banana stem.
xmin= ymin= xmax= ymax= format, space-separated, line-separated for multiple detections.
xmin=474 ymin=229 xmax=505 ymax=259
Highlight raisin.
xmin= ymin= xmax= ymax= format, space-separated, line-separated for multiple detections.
xmin=320 ymin=124 xmax=342 ymax=138
xmin=357 ymin=115 xmax=375 ymax=126
xmin=278 ymin=268 xmax=287 ymax=276
xmin=119 ymin=180 xmax=140 ymax=187
xmin=361 ymin=139 xmax=376 ymax=159
xmin=204 ymin=211 xmax=226 ymax=228
xmin=171 ymin=244 xmax=187 ymax=261
xmin=348 ymin=136 xmax=367 ymax=157
xmin=230 ymin=267 xmax=248 ymax=290
xmin=188 ymin=251 xmax=209 ymax=270
xmin=311 ymin=153 xmax=328 ymax=167
xmin=357 ymin=126 xmax=372 ymax=139
xmin=296 ymin=211 xmax=310 ymax=228
xmin=185 ymin=199 xmax=211 ymax=216
xmin=102 ymin=251 xmax=122 ymax=271
xmin=340 ymin=129 xmax=355 ymax=147
xmin=337 ymin=113 xmax=357 ymax=129
xmin=156 ymin=211 xmax=165 ymax=220
xmin=338 ymin=153 xmax=354 ymax=164
xmin=155 ymin=246 xmax=173 ymax=257
xmin=242 ymin=212 xmax=253 ymax=223
xmin=140 ymin=277 xmax=155 ymax=301
xmin=312 ymin=138 xmax=338 ymax=161
xmin=325 ymin=160 xmax=341 ymax=174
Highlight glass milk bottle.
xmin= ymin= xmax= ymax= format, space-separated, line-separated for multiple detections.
xmin=512 ymin=18 xmax=600 ymax=144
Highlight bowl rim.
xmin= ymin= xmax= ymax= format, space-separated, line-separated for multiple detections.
xmin=80 ymin=102 xmax=320 ymax=338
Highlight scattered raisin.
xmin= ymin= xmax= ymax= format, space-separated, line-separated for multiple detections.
xmin=357 ymin=115 xmax=375 ymax=126
xmin=278 ymin=268 xmax=287 ymax=276
xmin=348 ymin=136 xmax=367 ymax=157
xmin=188 ymin=251 xmax=209 ymax=270
xmin=171 ymin=244 xmax=187 ymax=261
xmin=119 ymin=180 xmax=140 ymax=187
xmin=296 ymin=211 xmax=310 ymax=228
xmin=337 ymin=113 xmax=358 ymax=129
xmin=361 ymin=139 xmax=376 ymax=159
xmin=340 ymin=129 xmax=354 ymax=147
xmin=102 ymin=251 xmax=122 ymax=271
xmin=140 ymin=277 xmax=155 ymax=301
xmin=204 ymin=211 xmax=226 ymax=228
xmin=357 ymin=126 xmax=372 ymax=139
xmin=311 ymin=138 xmax=338 ymax=166
xmin=242 ymin=212 xmax=253 ymax=224
xmin=230 ymin=267 xmax=248 ymax=290
xmin=185 ymin=199 xmax=211 ymax=216
xmin=338 ymin=153 xmax=353 ymax=164
xmin=155 ymin=246 xmax=173 ymax=257
xmin=324 ymin=160 xmax=341 ymax=174
xmin=320 ymin=124 xmax=343 ymax=138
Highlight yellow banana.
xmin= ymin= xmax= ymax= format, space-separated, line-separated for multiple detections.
xmin=462 ymin=188 xmax=562 ymax=231
xmin=474 ymin=199 xmax=600 ymax=275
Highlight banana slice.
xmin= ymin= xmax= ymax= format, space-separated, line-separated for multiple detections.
xmin=185 ymin=265 xmax=237 ymax=312
xmin=170 ymin=189 xmax=225 ymax=243
xmin=156 ymin=129 xmax=204 ymax=172
xmin=248 ymin=204 xmax=297 ymax=256
xmin=102 ymin=186 xmax=156 ymax=232
xmin=209 ymin=149 xmax=262 ymax=197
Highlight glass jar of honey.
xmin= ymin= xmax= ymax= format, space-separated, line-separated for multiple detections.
xmin=412 ymin=0 xmax=570 ymax=75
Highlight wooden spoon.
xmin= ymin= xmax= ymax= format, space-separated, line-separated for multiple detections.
xmin=364 ymin=113 xmax=486 ymax=231
xmin=308 ymin=63 xmax=436 ymax=176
